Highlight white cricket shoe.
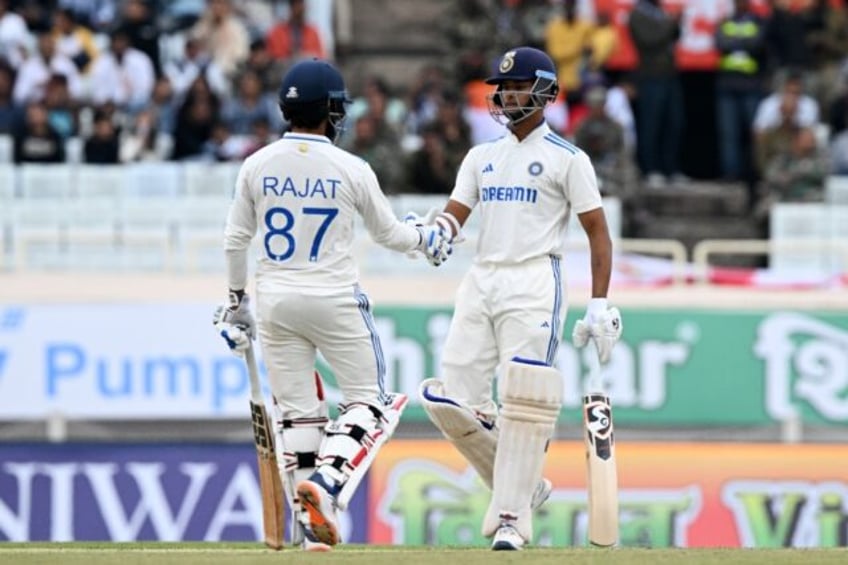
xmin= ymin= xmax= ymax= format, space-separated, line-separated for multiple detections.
xmin=491 ymin=519 xmax=524 ymax=551
xmin=297 ymin=477 xmax=341 ymax=546
xmin=531 ymin=478 xmax=552 ymax=510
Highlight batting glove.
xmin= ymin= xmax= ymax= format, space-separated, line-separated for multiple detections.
xmin=572 ymin=298 xmax=622 ymax=365
xmin=415 ymin=224 xmax=453 ymax=267
xmin=213 ymin=291 xmax=255 ymax=354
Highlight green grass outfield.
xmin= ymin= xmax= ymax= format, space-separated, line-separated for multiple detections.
xmin=0 ymin=543 xmax=846 ymax=565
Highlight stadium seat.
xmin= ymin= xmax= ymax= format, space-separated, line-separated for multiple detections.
xmin=825 ymin=175 xmax=848 ymax=204
xmin=65 ymin=137 xmax=85 ymax=164
xmin=124 ymin=162 xmax=183 ymax=198
xmin=183 ymin=162 xmax=239 ymax=198
xmin=175 ymin=195 xmax=231 ymax=272
xmin=18 ymin=164 xmax=76 ymax=200
xmin=0 ymin=134 xmax=12 ymax=163
xmin=76 ymin=164 xmax=126 ymax=202
xmin=567 ymin=196 xmax=622 ymax=243
xmin=769 ymin=203 xmax=832 ymax=273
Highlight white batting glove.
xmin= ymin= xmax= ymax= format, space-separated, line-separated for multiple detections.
xmin=415 ymin=224 xmax=453 ymax=267
xmin=572 ymin=298 xmax=622 ymax=365
xmin=213 ymin=292 xmax=256 ymax=355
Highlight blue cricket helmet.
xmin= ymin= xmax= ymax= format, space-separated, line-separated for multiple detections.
xmin=278 ymin=59 xmax=351 ymax=140
xmin=486 ymin=47 xmax=557 ymax=85
xmin=485 ymin=47 xmax=560 ymax=126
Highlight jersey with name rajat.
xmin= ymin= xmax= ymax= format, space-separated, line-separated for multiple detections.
xmin=224 ymin=132 xmax=420 ymax=292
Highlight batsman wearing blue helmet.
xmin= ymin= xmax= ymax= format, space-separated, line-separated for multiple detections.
xmin=415 ymin=47 xmax=623 ymax=550
xmin=213 ymin=59 xmax=453 ymax=550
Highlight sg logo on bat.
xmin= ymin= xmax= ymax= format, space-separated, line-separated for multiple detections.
xmin=584 ymin=394 xmax=615 ymax=460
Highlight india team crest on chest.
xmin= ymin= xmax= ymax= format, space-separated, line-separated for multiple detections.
xmin=528 ymin=161 xmax=543 ymax=176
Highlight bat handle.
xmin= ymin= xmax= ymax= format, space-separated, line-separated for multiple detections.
xmin=585 ymin=340 xmax=606 ymax=395
xmin=244 ymin=343 xmax=262 ymax=403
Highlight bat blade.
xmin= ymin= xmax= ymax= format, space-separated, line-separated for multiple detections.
xmin=250 ymin=399 xmax=285 ymax=550
xmin=583 ymin=392 xmax=619 ymax=547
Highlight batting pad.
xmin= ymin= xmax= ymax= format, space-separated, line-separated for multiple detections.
xmin=274 ymin=412 xmax=327 ymax=546
xmin=483 ymin=359 xmax=563 ymax=541
xmin=420 ymin=378 xmax=498 ymax=489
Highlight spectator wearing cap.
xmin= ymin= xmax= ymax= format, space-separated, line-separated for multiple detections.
xmin=88 ymin=26 xmax=155 ymax=114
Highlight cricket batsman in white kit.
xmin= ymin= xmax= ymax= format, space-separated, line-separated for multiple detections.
xmin=213 ymin=59 xmax=453 ymax=549
xmin=415 ymin=46 xmax=623 ymax=550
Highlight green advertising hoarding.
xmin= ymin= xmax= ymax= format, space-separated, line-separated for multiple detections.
xmin=313 ymin=307 xmax=848 ymax=426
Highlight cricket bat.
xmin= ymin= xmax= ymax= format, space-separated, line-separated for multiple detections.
xmin=244 ymin=343 xmax=285 ymax=550
xmin=583 ymin=342 xmax=619 ymax=547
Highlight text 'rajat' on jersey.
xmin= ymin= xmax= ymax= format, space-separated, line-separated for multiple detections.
xmin=263 ymin=176 xmax=342 ymax=199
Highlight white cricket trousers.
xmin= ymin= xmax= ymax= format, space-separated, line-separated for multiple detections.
xmin=255 ymin=284 xmax=386 ymax=419
xmin=441 ymin=255 xmax=566 ymax=420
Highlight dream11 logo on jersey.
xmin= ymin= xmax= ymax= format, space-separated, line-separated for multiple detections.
xmin=754 ymin=312 xmax=848 ymax=423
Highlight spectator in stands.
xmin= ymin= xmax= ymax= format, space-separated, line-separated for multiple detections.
xmin=51 ymin=8 xmax=98 ymax=75
xmin=201 ymin=120 xmax=248 ymax=161
xmin=755 ymin=93 xmax=802 ymax=175
xmin=146 ymin=76 xmax=178 ymax=137
xmin=162 ymin=36 xmax=230 ymax=99
xmin=171 ymin=75 xmax=220 ymax=160
xmin=242 ymin=116 xmax=274 ymax=157
xmin=575 ymin=84 xmax=635 ymax=201
xmin=628 ymin=0 xmax=685 ymax=189
xmin=83 ymin=108 xmax=120 ymax=163
xmin=544 ymin=0 xmax=594 ymax=104
xmin=13 ymin=101 xmax=65 ymax=163
xmin=56 ymin=0 xmax=117 ymax=33
xmin=88 ymin=27 xmax=155 ymax=115
xmin=120 ymin=108 xmax=169 ymax=162
xmin=405 ymin=64 xmax=448 ymax=136
xmin=344 ymin=75 xmax=406 ymax=145
xmin=17 ymin=0 xmax=53 ymax=34
xmin=266 ymin=0 xmax=325 ymax=63
xmin=827 ymin=71 xmax=848 ymax=137
xmin=0 ymin=0 xmax=30 ymax=68
xmin=431 ymin=90 xmax=471 ymax=175
xmin=762 ymin=127 xmax=828 ymax=203
xmin=221 ymin=68 xmax=284 ymax=136
xmin=406 ymin=122 xmax=454 ymax=195
xmin=346 ymin=114 xmax=405 ymax=193
xmin=805 ymin=0 xmax=848 ymax=110
xmin=714 ymin=0 xmax=767 ymax=184
xmin=753 ymin=69 xmax=819 ymax=138
xmin=765 ymin=0 xmax=821 ymax=75
xmin=119 ymin=0 xmax=161 ymax=75
xmin=190 ymin=0 xmax=250 ymax=78
xmin=0 ymin=62 xmax=17 ymax=134
xmin=13 ymin=31 xmax=83 ymax=105
xmin=237 ymin=38 xmax=287 ymax=95
xmin=43 ymin=73 xmax=77 ymax=140
xmin=588 ymin=12 xmax=617 ymax=76
xmin=830 ymin=128 xmax=848 ymax=175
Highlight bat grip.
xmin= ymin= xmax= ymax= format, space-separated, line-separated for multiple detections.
xmin=585 ymin=340 xmax=606 ymax=395
xmin=244 ymin=343 xmax=263 ymax=403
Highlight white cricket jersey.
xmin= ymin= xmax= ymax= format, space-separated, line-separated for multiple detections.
xmin=451 ymin=121 xmax=602 ymax=265
xmin=224 ymin=132 xmax=420 ymax=292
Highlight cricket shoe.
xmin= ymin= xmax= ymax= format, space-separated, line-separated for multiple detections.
xmin=531 ymin=478 xmax=552 ymax=510
xmin=491 ymin=517 xmax=524 ymax=551
xmin=297 ymin=476 xmax=341 ymax=546
xmin=302 ymin=528 xmax=332 ymax=552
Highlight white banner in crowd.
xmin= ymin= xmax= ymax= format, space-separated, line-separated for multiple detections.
xmin=0 ymin=304 xmax=260 ymax=420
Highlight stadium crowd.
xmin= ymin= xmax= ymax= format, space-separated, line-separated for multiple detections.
xmin=1 ymin=0 xmax=847 ymax=214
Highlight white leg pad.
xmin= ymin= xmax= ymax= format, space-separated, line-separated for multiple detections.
xmin=315 ymin=393 xmax=408 ymax=510
xmin=274 ymin=407 xmax=327 ymax=545
xmin=482 ymin=359 xmax=563 ymax=541
xmin=419 ymin=378 xmax=498 ymax=489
